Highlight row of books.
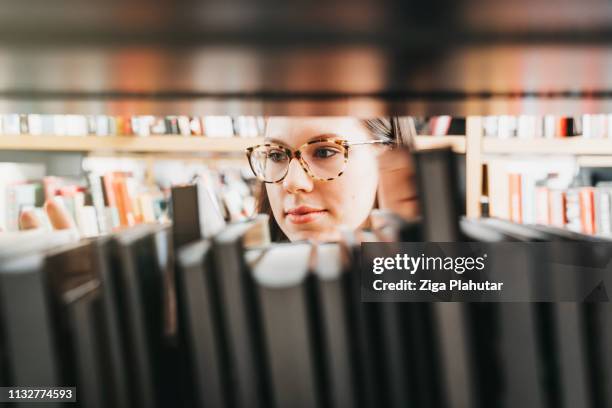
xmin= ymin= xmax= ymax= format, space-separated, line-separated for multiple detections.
xmin=82 ymin=156 xmax=257 ymax=222
xmin=1 ymin=197 xmax=606 ymax=407
xmin=507 ymin=178 xmax=612 ymax=236
xmin=487 ymin=156 xmax=612 ymax=236
xmin=0 ymin=160 xmax=258 ymax=236
xmin=1 ymin=170 xmax=167 ymax=236
xmin=0 ymin=114 xmax=265 ymax=138
xmin=482 ymin=114 xmax=612 ymax=139
xmin=487 ymin=157 xmax=575 ymax=220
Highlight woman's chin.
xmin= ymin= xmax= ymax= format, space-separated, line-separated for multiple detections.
xmin=285 ymin=228 xmax=342 ymax=243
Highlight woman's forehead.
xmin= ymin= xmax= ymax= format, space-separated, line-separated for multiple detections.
xmin=265 ymin=117 xmax=367 ymax=147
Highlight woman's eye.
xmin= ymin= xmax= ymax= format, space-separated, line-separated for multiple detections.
xmin=267 ymin=150 xmax=287 ymax=162
xmin=313 ymin=148 xmax=339 ymax=159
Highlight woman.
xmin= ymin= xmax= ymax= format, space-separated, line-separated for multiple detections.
xmin=16 ymin=116 xmax=418 ymax=240
xmin=247 ymin=117 xmax=418 ymax=242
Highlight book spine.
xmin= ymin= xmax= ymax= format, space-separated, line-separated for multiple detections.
xmin=565 ymin=189 xmax=582 ymax=232
xmin=509 ymin=173 xmax=522 ymax=223
xmin=549 ymin=190 xmax=567 ymax=228
xmin=112 ymin=174 xmax=135 ymax=227
xmin=535 ymin=186 xmax=550 ymax=225
xmin=579 ymin=188 xmax=596 ymax=235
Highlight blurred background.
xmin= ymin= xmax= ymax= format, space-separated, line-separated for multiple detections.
xmin=0 ymin=0 xmax=610 ymax=115
xmin=1 ymin=2 xmax=612 ymax=408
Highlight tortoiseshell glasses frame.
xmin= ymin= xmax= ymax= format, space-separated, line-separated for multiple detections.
xmin=246 ymin=138 xmax=392 ymax=183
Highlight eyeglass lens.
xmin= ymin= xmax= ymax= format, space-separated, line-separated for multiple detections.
xmin=249 ymin=141 xmax=347 ymax=182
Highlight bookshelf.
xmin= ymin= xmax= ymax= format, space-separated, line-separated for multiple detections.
xmin=465 ymin=116 xmax=612 ymax=219
xmin=0 ymin=135 xmax=466 ymax=154
xmin=482 ymin=138 xmax=612 ymax=155
xmin=9 ymin=129 xmax=612 ymax=222
xmin=0 ymin=135 xmax=263 ymax=153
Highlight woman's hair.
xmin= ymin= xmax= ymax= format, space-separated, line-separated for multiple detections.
xmin=256 ymin=117 xmax=417 ymax=241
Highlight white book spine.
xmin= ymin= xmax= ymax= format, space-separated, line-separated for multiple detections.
xmin=583 ymin=114 xmax=592 ymax=139
xmin=3 ymin=114 xmax=20 ymax=135
xmin=482 ymin=116 xmax=498 ymax=138
xmin=96 ymin=115 xmax=109 ymax=136
xmin=76 ymin=206 xmax=99 ymax=237
xmin=598 ymin=114 xmax=608 ymax=139
xmin=521 ymin=174 xmax=536 ymax=224
xmin=53 ymin=115 xmax=67 ymax=136
xmin=533 ymin=116 xmax=544 ymax=138
xmin=517 ymin=115 xmax=535 ymax=139
xmin=544 ymin=115 xmax=556 ymax=139
xmin=498 ymin=115 xmax=515 ymax=139
xmin=27 ymin=114 xmax=43 ymax=135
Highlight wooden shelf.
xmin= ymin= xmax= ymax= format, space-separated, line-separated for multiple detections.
xmin=482 ymin=137 xmax=612 ymax=155
xmin=0 ymin=134 xmax=466 ymax=154
xmin=0 ymin=135 xmax=263 ymax=153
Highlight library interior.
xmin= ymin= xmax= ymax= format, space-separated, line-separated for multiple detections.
xmin=2 ymin=1 xmax=612 ymax=407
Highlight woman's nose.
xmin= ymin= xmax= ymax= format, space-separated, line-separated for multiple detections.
xmin=283 ymin=158 xmax=313 ymax=193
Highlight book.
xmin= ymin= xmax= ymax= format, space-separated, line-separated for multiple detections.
xmin=594 ymin=187 xmax=612 ymax=235
xmin=0 ymin=163 xmax=45 ymax=231
xmin=311 ymin=243 xmax=358 ymax=408
xmin=252 ymin=243 xmax=323 ymax=408
xmin=176 ymin=240 xmax=230 ymax=408
xmin=177 ymin=116 xmax=191 ymax=136
xmin=171 ymin=178 xmax=227 ymax=248
xmin=579 ymin=187 xmax=595 ymax=234
xmin=509 ymin=173 xmax=522 ymax=223
xmin=0 ymin=113 xmax=265 ymax=138
xmin=565 ymin=188 xmax=582 ymax=232
xmin=535 ymin=185 xmax=550 ymax=225
xmin=5 ymin=182 xmax=44 ymax=231
xmin=549 ymin=189 xmax=566 ymax=227
xmin=486 ymin=157 xmax=576 ymax=222
xmin=204 ymin=116 xmax=234 ymax=138
xmin=112 ymin=224 xmax=173 ymax=408
xmin=211 ymin=220 xmax=272 ymax=408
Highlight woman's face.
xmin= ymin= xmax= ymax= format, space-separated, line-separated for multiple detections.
xmin=265 ymin=117 xmax=381 ymax=242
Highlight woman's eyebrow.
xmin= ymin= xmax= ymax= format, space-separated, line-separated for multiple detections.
xmin=264 ymin=133 xmax=341 ymax=146
xmin=264 ymin=137 xmax=288 ymax=146
xmin=308 ymin=133 xmax=340 ymax=142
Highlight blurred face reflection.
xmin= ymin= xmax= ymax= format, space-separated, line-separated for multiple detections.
xmin=264 ymin=117 xmax=380 ymax=242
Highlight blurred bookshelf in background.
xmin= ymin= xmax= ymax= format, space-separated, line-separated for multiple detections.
xmin=0 ymin=114 xmax=264 ymax=138
xmin=0 ymin=114 xmax=270 ymax=235
xmin=471 ymin=114 xmax=612 ymax=238
xmin=0 ymin=160 xmax=257 ymax=235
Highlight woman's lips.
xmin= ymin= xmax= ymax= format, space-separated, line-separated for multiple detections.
xmin=285 ymin=206 xmax=328 ymax=224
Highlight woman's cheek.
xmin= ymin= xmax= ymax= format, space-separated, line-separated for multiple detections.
xmin=322 ymin=177 xmax=373 ymax=228
xmin=341 ymin=159 xmax=379 ymax=226
xmin=266 ymin=185 xmax=286 ymax=224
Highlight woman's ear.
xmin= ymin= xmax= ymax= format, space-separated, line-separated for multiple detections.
xmin=376 ymin=147 xmax=420 ymax=220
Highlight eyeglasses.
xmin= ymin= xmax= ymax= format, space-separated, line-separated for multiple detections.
xmin=246 ymin=138 xmax=392 ymax=183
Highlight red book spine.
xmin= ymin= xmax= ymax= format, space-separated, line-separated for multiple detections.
xmin=580 ymin=188 xmax=596 ymax=234
xmin=112 ymin=173 xmax=135 ymax=227
xmin=122 ymin=115 xmax=133 ymax=136
xmin=557 ymin=117 xmax=568 ymax=138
